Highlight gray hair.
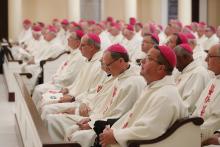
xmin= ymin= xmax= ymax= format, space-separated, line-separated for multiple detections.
xmin=87 ymin=38 xmax=100 ymax=50
xmin=174 ymin=45 xmax=192 ymax=58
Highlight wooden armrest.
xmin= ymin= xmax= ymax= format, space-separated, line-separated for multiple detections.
xmin=8 ymin=59 xmax=23 ymax=64
xmin=127 ymin=116 xmax=203 ymax=147
xmin=43 ymin=142 xmax=81 ymax=147
xmin=40 ymin=51 xmax=70 ymax=68
xmin=20 ymin=73 xmax=32 ymax=79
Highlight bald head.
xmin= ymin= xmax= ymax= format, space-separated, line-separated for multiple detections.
xmin=206 ymin=44 xmax=220 ymax=75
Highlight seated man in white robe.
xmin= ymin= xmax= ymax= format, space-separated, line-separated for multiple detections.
xmin=32 ymin=30 xmax=85 ymax=107
xmin=107 ymin=23 xmax=123 ymax=44
xmin=196 ymin=23 xmax=208 ymax=50
xmin=68 ymin=45 xmax=188 ymax=147
xmin=45 ymin=44 xmax=145 ymax=142
xmin=121 ymin=25 xmax=142 ymax=63
xmin=22 ymin=25 xmax=64 ymax=92
xmin=203 ymin=26 xmax=219 ymax=51
xmin=37 ymin=33 xmax=106 ymax=112
xmin=186 ymin=33 xmax=207 ymax=67
xmin=88 ymin=24 xmax=111 ymax=50
xmin=166 ymin=32 xmax=188 ymax=49
xmin=11 ymin=25 xmax=43 ymax=61
xmin=17 ymin=19 xmax=33 ymax=44
xmin=192 ymin=44 xmax=220 ymax=145
xmin=174 ymin=43 xmax=210 ymax=113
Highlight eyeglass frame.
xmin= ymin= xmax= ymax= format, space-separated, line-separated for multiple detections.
xmin=206 ymin=54 xmax=220 ymax=58
xmin=100 ymin=58 xmax=120 ymax=67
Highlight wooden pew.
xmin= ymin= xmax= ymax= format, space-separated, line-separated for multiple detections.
xmin=1 ymin=42 xmax=23 ymax=101
xmin=39 ymin=51 xmax=70 ymax=84
xmin=127 ymin=116 xmax=203 ymax=147
xmin=14 ymin=73 xmax=81 ymax=147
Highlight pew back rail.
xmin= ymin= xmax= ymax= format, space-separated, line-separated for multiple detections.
xmin=127 ymin=116 xmax=203 ymax=147
xmin=14 ymin=73 xmax=80 ymax=147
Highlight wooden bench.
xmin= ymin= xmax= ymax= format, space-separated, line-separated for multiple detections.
xmin=1 ymin=42 xmax=24 ymax=101
xmin=14 ymin=73 xmax=81 ymax=147
xmin=127 ymin=116 xmax=203 ymax=147
xmin=39 ymin=51 xmax=70 ymax=84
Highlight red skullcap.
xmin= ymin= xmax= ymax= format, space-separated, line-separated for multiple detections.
xmin=177 ymin=33 xmax=188 ymax=44
xmin=107 ymin=17 xmax=113 ymax=22
xmin=126 ymin=24 xmax=134 ymax=32
xmin=129 ymin=17 xmax=136 ymax=25
xmin=157 ymin=45 xmax=177 ymax=68
xmin=87 ymin=33 xmax=101 ymax=44
xmin=179 ymin=43 xmax=193 ymax=54
xmin=151 ymin=33 xmax=160 ymax=44
xmin=32 ymin=25 xmax=41 ymax=32
xmin=61 ymin=19 xmax=69 ymax=25
xmin=107 ymin=43 xmax=128 ymax=54
xmin=75 ymin=30 xmax=84 ymax=39
xmin=185 ymin=33 xmax=196 ymax=40
xmin=48 ymin=25 xmax=57 ymax=33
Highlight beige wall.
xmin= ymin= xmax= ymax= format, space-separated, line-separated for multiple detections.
xmin=137 ymin=0 xmax=162 ymax=24
xmin=8 ymin=0 xmax=69 ymax=40
xmin=23 ymin=0 xmax=68 ymax=24
xmin=102 ymin=0 xmax=125 ymax=21
xmin=207 ymin=0 xmax=220 ymax=27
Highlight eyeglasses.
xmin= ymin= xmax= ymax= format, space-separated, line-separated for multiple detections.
xmin=207 ymin=54 xmax=220 ymax=58
xmin=100 ymin=59 xmax=119 ymax=67
xmin=142 ymin=55 xmax=161 ymax=64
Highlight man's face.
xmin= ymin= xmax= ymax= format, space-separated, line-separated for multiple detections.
xmin=197 ymin=27 xmax=205 ymax=37
xmin=141 ymin=36 xmax=154 ymax=54
xmin=44 ymin=32 xmax=55 ymax=42
xmin=79 ymin=36 xmax=93 ymax=59
xmin=68 ymin=34 xmax=80 ymax=49
xmin=206 ymin=45 xmax=220 ymax=75
xmin=123 ymin=29 xmax=133 ymax=40
xmin=205 ymin=28 xmax=214 ymax=38
xmin=32 ymin=32 xmax=41 ymax=40
xmin=102 ymin=51 xmax=121 ymax=77
xmin=167 ymin=35 xmax=177 ymax=49
xmin=140 ymin=48 xmax=160 ymax=83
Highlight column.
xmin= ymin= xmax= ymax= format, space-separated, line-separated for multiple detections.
xmin=8 ymin=0 xmax=22 ymax=40
xmin=68 ymin=0 xmax=80 ymax=21
xmin=124 ymin=0 xmax=137 ymax=23
xmin=161 ymin=0 xmax=168 ymax=26
xmin=178 ymin=0 xmax=192 ymax=25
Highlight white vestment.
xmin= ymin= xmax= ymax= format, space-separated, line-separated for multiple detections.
xmin=175 ymin=60 xmax=211 ymax=113
xmin=32 ymin=49 xmax=85 ymax=108
xmin=203 ymin=34 xmax=219 ymax=51
xmin=22 ymin=38 xmax=64 ymax=92
xmin=193 ymin=75 xmax=220 ymax=141
xmin=39 ymin=51 xmax=106 ymax=113
xmin=70 ymin=76 xmax=188 ymax=147
xmin=45 ymin=65 xmax=146 ymax=142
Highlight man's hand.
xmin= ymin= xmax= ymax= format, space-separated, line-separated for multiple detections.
xmin=59 ymin=88 xmax=69 ymax=95
xmin=27 ymin=58 xmax=35 ymax=64
xmin=60 ymin=108 xmax=76 ymax=114
xmin=202 ymin=133 xmax=220 ymax=146
xmin=58 ymin=95 xmax=74 ymax=103
xmin=77 ymin=118 xmax=91 ymax=130
xmin=100 ymin=127 xmax=117 ymax=147
xmin=79 ymin=103 xmax=91 ymax=117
